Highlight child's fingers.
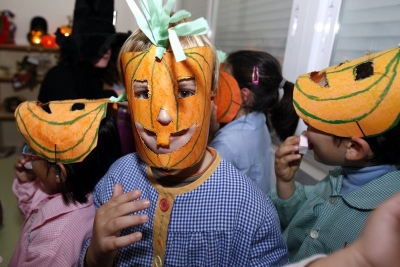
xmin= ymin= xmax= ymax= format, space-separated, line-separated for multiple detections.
xmin=112 ymin=183 xmax=124 ymax=197
xmin=276 ymin=140 xmax=300 ymax=159
xmin=103 ymin=212 xmax=149 ymax=240
xmin=100 ymin=199 xmax=150 ymax=231
xmin=105 ymin=231 xmax=144 ymax=251
xmin=102 ymin=187 xmax=142 ymax=213
xmin=283 ymin=135 xmax=300 ymax=146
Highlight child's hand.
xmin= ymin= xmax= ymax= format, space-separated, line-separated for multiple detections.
xmin=275 ymin=136 xmax=303 ymax=199
xmin=275 ymin=136 xmax=303 ymax=182
xmin=86 ymin=184 xmax=150 ymax=267
xmin=14 ymin=157 xmax=36 ymax=183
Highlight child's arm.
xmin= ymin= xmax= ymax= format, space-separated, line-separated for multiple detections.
xmin=85 ymin=184 xmax=150 ymax=267
xmin=12 ymin=157 xmax=39 ymax=217
xmin=275 ymin=136 xmax=303 ymax=199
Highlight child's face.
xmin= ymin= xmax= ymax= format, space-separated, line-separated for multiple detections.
xmin=306 ymin=124 xmax=348 ymax=166
xmin=94 ymin=48 xmax=111 ymax=68
xmin=134 ymin=78 xmax=197 ymax=155
xmin=121 ymin=46 xmax=215 ymax=169
xmin=29 ymin=158 xmax=60 ymax=195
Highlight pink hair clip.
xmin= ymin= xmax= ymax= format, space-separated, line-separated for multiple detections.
xmin=252 ymin=66 xmax=259 ymax=85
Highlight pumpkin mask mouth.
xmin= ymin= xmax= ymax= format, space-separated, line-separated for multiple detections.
xmin=135 ymin=121 xmax=197 ymax=154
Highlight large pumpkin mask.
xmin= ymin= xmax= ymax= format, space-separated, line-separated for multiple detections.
xmin=14 ymin=99 xmax=109 ymax=163
xmin=121 ymin=45 xmax=214 ymax=169
xmin=294 ymin=46 xmax=400 ymax=137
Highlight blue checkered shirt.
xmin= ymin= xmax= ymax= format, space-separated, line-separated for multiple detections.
xmin=80 ymin=152 xmax=289 ymax=266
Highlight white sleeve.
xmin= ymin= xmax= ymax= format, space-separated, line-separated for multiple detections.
xmin=284 ymin=255 xmax=327 ymax=267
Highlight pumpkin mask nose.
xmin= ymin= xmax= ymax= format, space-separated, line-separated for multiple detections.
xmin=157 ymin=108 xmax=172 ymax=125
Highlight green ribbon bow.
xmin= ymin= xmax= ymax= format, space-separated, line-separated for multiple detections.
xmin=217 ymin=50 xmax=227 ymax=64
xmin=126 ymin=0 xmax=209 ymax=61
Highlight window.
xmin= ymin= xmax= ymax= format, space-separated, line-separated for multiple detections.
xmin=331 ymin=0 xmax=400 ymax=65
xmin=176 ymin=0 xmax=293 ymax=64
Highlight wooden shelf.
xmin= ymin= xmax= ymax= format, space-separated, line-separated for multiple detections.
xmin=0 ymin=111 xmax=15 ymax=121
xmin=0 ymin=44 xmax=59 ymax=53
xmin=0 ymin=76 xmax=44 ymax=83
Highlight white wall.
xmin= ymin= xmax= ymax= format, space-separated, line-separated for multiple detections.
xmin=3 ymin=0 xmax=138 ymax=46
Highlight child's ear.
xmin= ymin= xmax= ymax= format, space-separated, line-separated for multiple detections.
xmin=240 ymin=88 xmax=252 ymax=103
xmin=345 ymin=137 xmax=373 ymax=161
xmin=55 ymin=162 xmax=68 ymax=182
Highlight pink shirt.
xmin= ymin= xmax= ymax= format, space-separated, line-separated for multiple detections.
xmin=9 ymin=179 xmax=95 ymax=267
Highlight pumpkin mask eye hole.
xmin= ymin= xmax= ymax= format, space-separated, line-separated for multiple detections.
xmin=355 ymin=61 xmax=373 ymax=81
xmin=178 ymin=77 xmax=196 ymax=99
xmin=133 ymin=80 xmax=150 ymax=99
xmin=71 ymin=103 xmax=85 ymax=111
xmin=40 ymin=103 xmax=52 ymax=114
xmin=310 ymin=71 xmax=329 ymax=87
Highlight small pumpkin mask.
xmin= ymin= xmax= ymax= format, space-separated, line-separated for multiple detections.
xmin=213 ymin=64 xmax=242 ymax=123
xmin=121 ymin=45 xmax=214 ymax=169
xmin=14 ymin=99 xmax=109 ymax=163
xmin=294 ymin=46 xmax=400 ymax=137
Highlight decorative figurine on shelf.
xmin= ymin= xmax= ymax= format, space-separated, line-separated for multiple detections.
xmin=57 ymin=16 xmax=72 ymax=38
xmin=3 ymin=96 xmax=25 ymax=113
xmin=27 ymin=16 xmax=47 ymax=46
xmin=0 ymin=10 xmax=16 ymax=44
xmin=12 ymin=56 xmax=38 ymax=90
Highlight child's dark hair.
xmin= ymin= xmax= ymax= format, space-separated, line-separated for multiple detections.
xmin=365 ymin=122 xmax=400 ymax=165
xmin=225 ymin=50 xmax=299 ymax=141
xmin=50 ymin=110 xmax=122 ymax=205
xmin=333 ymin=122 xmax=400 ymax=165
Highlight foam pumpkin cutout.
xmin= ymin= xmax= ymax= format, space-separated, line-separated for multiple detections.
xmin=14 ymin=99 xmax=109 ymax=163
xmin=213 ymin=66 xmax=242 ymax=123
xmin=294 ymin=46 xmax=400 ymax=138
xmin=121 ymin=45 xmax=214 ymax=169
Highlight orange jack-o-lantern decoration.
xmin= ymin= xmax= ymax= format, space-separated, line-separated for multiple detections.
xmin=213 ymin=64 xmax=242 ymax=123
xmin=59 ymin=25 xmax=72 ymax=37
xmin=14 ymin=99 xmax=109 ymax=163
xmin=121 ymin=45 xmax=214 ymax=169
xmin=294 ymin=46 xmax=400 ymax=137
xmin=30 ymin=30 xmax=43 ymax=45
xmin=41 ymin=34 xmax=57 ymax=48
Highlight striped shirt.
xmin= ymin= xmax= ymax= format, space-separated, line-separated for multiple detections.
xmin=80 ymin=150 xmax=289 ymax=267
xmin=269 ymin=167 xmax=400 ymax=262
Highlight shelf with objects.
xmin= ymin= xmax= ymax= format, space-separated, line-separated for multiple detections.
xmin=0 ymin=44 xmax=59 ymax=152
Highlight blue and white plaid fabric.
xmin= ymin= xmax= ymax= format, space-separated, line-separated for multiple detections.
xmin=80 ymin=152 xmax=289 ymax=267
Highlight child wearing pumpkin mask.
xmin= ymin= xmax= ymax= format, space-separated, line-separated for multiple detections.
xmin=210 ymin=50 xmax=299 ymax=194
xmin=9 ymin=99 xmax=122 ymax=267
xmin=269 ymin=46 xmax=400 ymax=262
xmin=79 ymin=1 xmax=289 ymax=267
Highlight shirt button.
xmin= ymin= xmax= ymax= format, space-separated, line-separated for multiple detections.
xmin=154 ymin=255 xmax=162 ymax=267
xmin=310 ymin=229 xmax=319 ymax=239
xmin=329 ymin=197 xmax=337 ymax=205
xmin=159 ymin=198 xmax=169 ymax=212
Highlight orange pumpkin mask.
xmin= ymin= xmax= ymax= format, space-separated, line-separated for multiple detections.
xmin=294 ymin=46 xmax=400 ymax=137
xmin=213 ymin=64 xmax=242 ymax=123
xmin=121 ymin=45 xmax=214 ymax=169
xmin=14 ymin=99 xmax=110 ymax=163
